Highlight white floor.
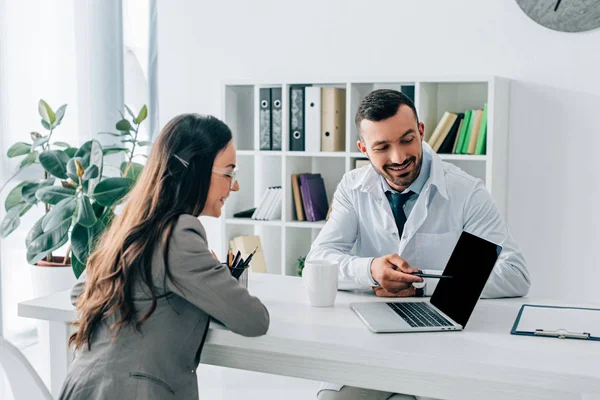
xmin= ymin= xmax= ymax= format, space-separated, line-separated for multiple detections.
xmin=6 ymin=331 xmax=321 ymax=400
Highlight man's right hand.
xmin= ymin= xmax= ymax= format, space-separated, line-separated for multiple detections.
xmin=370 ymin=254 xmax=423 ymax=293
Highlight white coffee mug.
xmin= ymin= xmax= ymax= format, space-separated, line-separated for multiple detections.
xmin=302 ymin=259 xmax=339 ymax=307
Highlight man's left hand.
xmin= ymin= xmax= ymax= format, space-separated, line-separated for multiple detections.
xmin=373 ymin=286 xmax=416 ymax=297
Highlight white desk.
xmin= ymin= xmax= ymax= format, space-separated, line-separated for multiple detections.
xmin=18 ymin=274 xmax=600 ymax=400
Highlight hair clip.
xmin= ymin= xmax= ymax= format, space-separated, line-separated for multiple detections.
xmin=173 ymin=154 xmax=189 ymax=168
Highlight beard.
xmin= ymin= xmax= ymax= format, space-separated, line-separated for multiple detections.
xmin=376 ymin=152 xmax=423 ymax=191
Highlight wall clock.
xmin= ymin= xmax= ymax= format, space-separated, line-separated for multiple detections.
xmin=516 ymin=0 xmax=600 ymax=32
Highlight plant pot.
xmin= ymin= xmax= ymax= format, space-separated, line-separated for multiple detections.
xmin=31 ymin=257 xmax=76 ymax=299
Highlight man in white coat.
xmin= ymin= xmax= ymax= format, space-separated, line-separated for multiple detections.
xmin=307 ymin=89 xmax=530 ymax=400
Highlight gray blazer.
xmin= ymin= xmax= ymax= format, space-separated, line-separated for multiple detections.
xmin=59 ymin=215 xmax=269 ymax=400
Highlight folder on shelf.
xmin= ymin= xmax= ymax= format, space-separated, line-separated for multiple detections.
xmin=304 ymin=86 xmax=321 ymax=153
xmin=321 ymin=87 xmax=346 ymax=152
xmin=271 ymin=88 xmax=283 ymax=151
xmin=289 ymin=86 xmax=306 ymax=151
xmin=511 ymin=304 xmax=600 ymax=341
xmin=231 ymin=235 xmax=267 ymax=273
xmin=259 ymin=88 xmax=271 ymax=150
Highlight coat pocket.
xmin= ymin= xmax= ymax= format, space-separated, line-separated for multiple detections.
xmin=415 ymin=230 xmax=462 ymax=271
xmin=129 ymin=372 xmax=175 ymax=395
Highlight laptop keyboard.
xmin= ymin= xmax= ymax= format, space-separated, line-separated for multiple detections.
xmin=387 ymin=302 xmax=453 ymax=328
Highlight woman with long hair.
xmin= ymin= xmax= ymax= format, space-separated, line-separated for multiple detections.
xmin=59 ymin=114 xmax=269 ymax=399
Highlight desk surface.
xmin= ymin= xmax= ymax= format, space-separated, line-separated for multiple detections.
xmin=18 ymin=274 xmax=600 ymax=400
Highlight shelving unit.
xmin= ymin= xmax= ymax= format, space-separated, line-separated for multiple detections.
xmin=221 ymin=76 xmax=510 ymax=277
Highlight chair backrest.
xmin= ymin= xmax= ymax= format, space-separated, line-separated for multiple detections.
xmin=0 ymin=337 xmax=53 ymax=400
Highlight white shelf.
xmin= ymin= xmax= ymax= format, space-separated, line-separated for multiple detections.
xmin=222 ymin=76 xmax=509 ymax=277
xmin=225 ymin=218 xmax=282 ymax=226
xmin=286 ymin=151 xmax=346 ymax=158
xmin=285 ymin=221 xmax=327 ymax=229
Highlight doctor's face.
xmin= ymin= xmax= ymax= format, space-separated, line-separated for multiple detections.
xmin=357 ymin=105 xmax=425 ymax=192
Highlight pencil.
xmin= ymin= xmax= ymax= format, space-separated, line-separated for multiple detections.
xmin=211 ymin=250 xmax=219 ymax=261
xmin=227 ymin=250 xmax=233 ymax=267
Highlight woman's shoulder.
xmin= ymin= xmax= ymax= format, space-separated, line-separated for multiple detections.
xmin=171 ymin=214 xmax=208 ymax=249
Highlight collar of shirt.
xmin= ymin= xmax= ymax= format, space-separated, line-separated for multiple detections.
xmin=380 ymin=143 xmax=432 ymax=196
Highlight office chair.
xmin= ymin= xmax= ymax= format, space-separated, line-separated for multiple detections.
xmin=0 ymin=337 xmax=53 ymax=400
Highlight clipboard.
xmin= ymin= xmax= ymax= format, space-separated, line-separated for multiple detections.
xmin=511 ymin=304 xmax=600 ymax=341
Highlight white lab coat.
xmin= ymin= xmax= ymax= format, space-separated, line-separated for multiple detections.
xmin=307 ymin=142 xmax=530 ymax=299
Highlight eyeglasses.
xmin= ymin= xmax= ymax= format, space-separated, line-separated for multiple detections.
xmin=212 ymin=167 xmax=238 ymax=189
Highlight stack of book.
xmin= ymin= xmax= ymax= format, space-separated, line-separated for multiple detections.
xmin=250 ymin=186 xmax=282 ymax=221
xmin=291 ymin=173 xmax=329 ymax=222
xmin=426 ymin=104 xmax=488 ymax=155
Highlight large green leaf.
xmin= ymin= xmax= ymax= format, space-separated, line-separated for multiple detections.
xmin=32 ymin=136 xmax=49 ymax=149
xmin=116 ymin=119 xmax=133 ymax=132
xmin=39 ymin=150 xmax=69 ymax=179
xmin=26 ymin=216 xmax=70 ymax=265
xmin=38 ymin=100 xmax=56 ymax=125
xmin=74 ymin=141 xmax=92 ymax=165
xmin=82 ymin=165 xmax=99 ymax=181
xmin=87 ymin=140 xmax=103 ymax=195
xmin=22 ymin=179 xmax=55 ymax=205
xmin=5 ymin=182 xmax=27 ymax=211
xmin=71 ymin=253 xmax=86 ymax=279
xmin=41 ymin=120 xmax=51 ymax=130
xmin=64 ymin=147 xmax=77 ymax=158
xmin=120 ymin=162 xmax=144 ymax=181
xmin=20 ymin=152 xmax=37 ymax=168
xmin=54 ymin=104 xmax=67 ymax=126
xmin=0 ymin=206 xmax=21 ymax=238
xmin=7 ymin=142 xmax=31 ymax=158
xmin=102 ymin=147 xmax=129 ymax=156
xmin=71 ymin=208 xmax=112 ymax=266
xmin=35 ymin=186 xmax=76 ymax=205
xmin=66 ymin=157 xmax=87 ymax=183
xmin=53 ymin=141 xmax=70 ymax=148
xmin=76 ymin=196 xmax=97 ymax=227
xmin=93 ymin=177 xmax=134 ymax=206
xmin=135 ymin=105 xmax=148 ymax=124
xmin=41 ymin=197 xmax=76 ymax=232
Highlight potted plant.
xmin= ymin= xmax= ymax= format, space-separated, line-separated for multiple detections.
xmin=0 ymin=100 xmax=150 ymax=293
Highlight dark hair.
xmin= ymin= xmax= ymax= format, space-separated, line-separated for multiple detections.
xmin=355 ymin=89 xmax=419 ymax=138
xmin=70 ymin=113 xmax=232 ymax=350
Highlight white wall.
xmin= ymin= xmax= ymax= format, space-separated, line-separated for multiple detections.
xmin=157 ymin=0 xmax=600 ymax=304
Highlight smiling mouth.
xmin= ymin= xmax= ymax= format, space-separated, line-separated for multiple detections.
xmin=386 ymin=160 xmax=412 ymax=173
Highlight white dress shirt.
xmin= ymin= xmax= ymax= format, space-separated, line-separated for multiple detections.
xmin=306 ymin=141 xmax=530 ymax=298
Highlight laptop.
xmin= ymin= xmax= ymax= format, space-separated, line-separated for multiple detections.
xmin=350 ymin=231 xmax=502 ymax=333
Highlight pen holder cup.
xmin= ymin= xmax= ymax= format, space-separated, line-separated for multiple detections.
xmin=237 ymin=268 xmax=248 ymax=289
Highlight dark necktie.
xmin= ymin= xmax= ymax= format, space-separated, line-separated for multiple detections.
xmin=386 ymin=191 xmax=413 ymax=235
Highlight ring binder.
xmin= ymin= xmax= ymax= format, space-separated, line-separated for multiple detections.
xmin=534 ymin=328 xmax=591 ymax=340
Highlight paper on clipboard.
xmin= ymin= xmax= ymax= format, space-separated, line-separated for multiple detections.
xmin=511 ymin=304 xmax=600 ymax=340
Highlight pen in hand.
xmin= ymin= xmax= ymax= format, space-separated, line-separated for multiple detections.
xmin=412 ymin=270 xmax=452 ymax=279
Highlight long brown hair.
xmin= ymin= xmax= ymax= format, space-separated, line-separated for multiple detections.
xmin=70 ymin=114 xmax=232 ymax=350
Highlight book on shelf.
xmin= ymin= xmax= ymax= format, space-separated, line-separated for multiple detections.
xmin=290 ymin=173 xmax=330 ymax=222
xmin=229 ymin=235 xmax=267 ymax=273
xmin=353 ymin=159 xmax=370 ymax=169
xmin=426 ymin=104 xmax=488 ymax=155
xmin=251 ymin=186 xmax=282 ymax=221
